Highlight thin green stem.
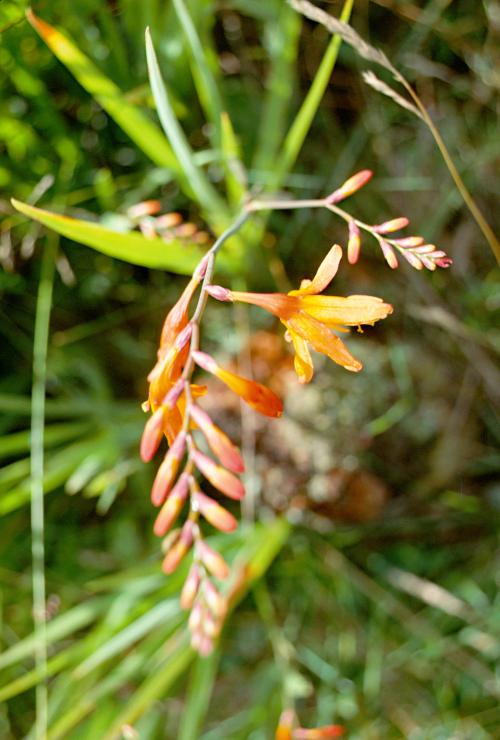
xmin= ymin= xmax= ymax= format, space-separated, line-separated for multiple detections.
xmin=31 ymin=233 xmax=58 ymax=739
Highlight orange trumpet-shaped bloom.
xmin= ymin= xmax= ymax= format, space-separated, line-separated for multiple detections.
xmin=192 ymin=350 xmax=283 ymax=417
xmin=207 ymin=245 xmax=393 ymax=383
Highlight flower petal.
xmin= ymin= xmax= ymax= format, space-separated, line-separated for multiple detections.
xmin=300 ymin=294 xmax=393 ymax=326
xmin=190 ymin=404 xmax=245 ymax=473
xmin=191 ymin=449 xmax=245 ymax=500
xmin=287 ymin=329 xmax=314 ymax=384
xmin=290 ymin=244 xmax=343 ymax=296
xmin=287 ymin=312 xmax=363 ymax=372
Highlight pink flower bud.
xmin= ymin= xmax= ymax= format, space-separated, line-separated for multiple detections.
xmin=180 ymin=564 xmax=201 ymax=610
xmin=197 ymin=540 xmax=230 ymax=579
xmin=347 ymin=220 xmax=361 ymax=265
xmin=162 ymin=378 xmax=185 ymax=409
xmin=153 ymin=473 xmax=189 ymax=536
xmin=161 ymin=519 xmax=194 ymax=574
xmin=194 ymin=253 xmax=210 ymax=280
xmin=325 ymin=169 xmax=373 ymax=204
xmin=372 ymin=217 xmax=409 ymax=234
xmin=203 ymin=579 xmax=227 ymax=618
xmin=401 ymin=249 xmax=423 ymax=270
xmin=192 ymin=490 xmax=238 ymax=532
xmin=434 ymin=257 xmax=453 ymax=268
xmin=413 ymin=243 xmax=437 ymax=254
xmin=419 ymin=255 xmax=436 ymax=271
xmin=140 ymin=407 xmax=165 ymax=462
xmin=393 ymin=236 xmax=425 ymax=248
xmin=205 ymin=285 xmax=232 ymax=301
xmin=151 ymin=432 xmax=187 ymax=506
xmin=190 ymin=404 xmax=245 ymax=473
xmin=192 ymin=350 xmax=218 ymax=374
xmin=380 ymin=240 xmax=399 ymax=269
xmin=192 ymin=449 xmax=245 ymax=500
xmin=198 ymin=635 xmax=214 ymax=657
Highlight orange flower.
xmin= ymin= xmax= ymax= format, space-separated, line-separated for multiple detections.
xmin=207 ymin=245 xmax=393 ymax=383
xmin=192 ymin=350 xmax=283 ymax=417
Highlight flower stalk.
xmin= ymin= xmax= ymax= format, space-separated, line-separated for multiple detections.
xmin=141 ymin=169 xmax=451 ymax=655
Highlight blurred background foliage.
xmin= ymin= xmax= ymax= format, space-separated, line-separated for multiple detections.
xmin=0 ymin=0 xmax=499 ymax=737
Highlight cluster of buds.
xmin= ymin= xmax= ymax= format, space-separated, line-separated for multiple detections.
xmin=141 ymin=248 xmax=283 ymax=654
xmin=323 ymin=170 xmax=452 ymax=271
xmin=126 ymin=200 xmax=210 ymax=244
xmin=275 ymin=709 xmax=344 ymax=739
xmin=141 ymin=171 xmax=452 ymax=654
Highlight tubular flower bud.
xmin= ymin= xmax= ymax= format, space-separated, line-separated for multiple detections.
xmin=401 ymin=249 xmax=424 ymax=270
xmin=193 ymin=351 xmax=284 ymax=418
xmin=208 ymin=245 xmax=393 ymax=381
xmin=151 ymin=431 xmax=187 ymax=506
xmin=190 ymin=404 xmax=245 ymax=473
xmin=393 ymin=236 xmax=425 ymax=248
xmin=159 ymin=256 xmax=207 ymax=350
xmin=153 ymin=473 xmax=189 ymax=536
xmin=372 ymin=216 xmax=409 ymax=234
xmin=379 ymin=240 xmax=399 ymax=269
xmin=325 ymin=169 xmax=373 ymax=204
xmin=127 ymin=200 xmax=161 ymax=219
xmin=347 ymin=220 xmax=361 ymax=265
xmin=161 ymin=519 xmax=195 ymax=574
xmin=192 ymin=489 xmax=238 ymax=532
xmin=203 ymin=579 xmax=227 ymax=618
xmin=180 ymin=564 xmax=201 ymax=610
xmin=205 ymin=285 xmax=231 ymax=301
xmin=188 ymin=601 xmax=204 ymax=632
xmin=191 ymin=449 xmax=245 ymax=500
xmin=197 ymin=540 xmax=230 ymax=579
xmin=140 ymin=406 xmax=166 ymax=462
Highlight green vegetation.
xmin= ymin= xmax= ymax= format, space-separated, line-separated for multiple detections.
xmin=1 ymin=0 xmax=498 ymax=737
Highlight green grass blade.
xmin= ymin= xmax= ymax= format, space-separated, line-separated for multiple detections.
xmin=26 ymin=9 xmax=180 ymax=173
xmin=271 ymin=0 xmax=355 ymax=190
xmin=145 ymin=27 xmax=226 ymax=219
xmin=171 ymin=0 xmax=223 ymax=141
xmin=11 ymin=199 xmax=205 ymax=273
xmin=0 ymin=422 xmax=90 ymax=460
xmin=178 ymin=650 xmax=220 ymax=740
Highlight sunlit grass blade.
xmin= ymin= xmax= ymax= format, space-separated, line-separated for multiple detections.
xmin=0 ymin=421 xmax=90 ymax=460
xmin=26 ymin=9 xmax=180 ymax=173
xmin=11 ymin=199 xmax=205 ymax=273
xmin=145 ymin=27 xmax=226 ymax=219
xmin=171 ymin=0 xmax=223 ymax=142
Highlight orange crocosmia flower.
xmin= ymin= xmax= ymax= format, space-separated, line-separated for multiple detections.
xmin=207 ymin=245 xmax=393 ymax=383
xmin=192 ymin=351 xmax=283 ymax=418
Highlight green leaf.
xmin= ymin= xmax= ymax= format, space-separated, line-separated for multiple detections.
xmin=178 ymin=650 xmax=220 ymax=740
xmin=145 ymin=27 xmax=226 ymax=220
xmin=11 ymin=199 xmax=205 ymax=273
xmin=26 ymin=9 xmax=180 ymax=173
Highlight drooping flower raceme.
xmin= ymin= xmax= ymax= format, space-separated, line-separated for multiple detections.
xmin=207 ymin=244 xmax=393 ymax=383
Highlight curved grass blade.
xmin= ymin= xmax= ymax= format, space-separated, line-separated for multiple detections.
xmin=26 ymin=9 xmax=180 ymax=173
xmin=145 ymin=27 xmax=226 ymax=219
xmin=11 ymin=199 xmax=205 ymax=273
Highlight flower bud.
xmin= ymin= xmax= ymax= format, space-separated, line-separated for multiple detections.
xmin=197 ymin=540 xmax=230 ymax=579
xmin=393 ymin=236 xmax=425 ymax=248
xmin=153 ymin=473 xmax=189 ymax=536
xmin=401 ymin=249 xmax=423 ymax=270
xmin=372 ymin=217 xmax=409 ymax=234
xmin=180 ymin=564 xmax=201 ymax=610
xmin=140 ymin=407 xmax=165 ymax=462
xmin=192 ymin=350 xmax=218 ymax=374
xmin=192 ymin=449 xmax=245 ymax=500
xmin=379 ymin=240 xmax=398 ymax=269
xmin=325 ymin=170 xmax=373 ymax=204
xmin=151 ymin=432 xmax=187 ymax=507
xmin=205 ymin=285 xmax=232 ymax=301
xmin=192 ymin=489 xmax=238 ymax=532
xmin=190 ymin=404 xmax=245 ymax=473
xmin=161 ymin=519 xmax=194 ymax=574
xmin=347 ymin=220 xmax=361 ymax=265
xmin=203 ymin=579 xmax=227 ymax=618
